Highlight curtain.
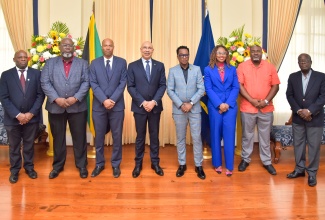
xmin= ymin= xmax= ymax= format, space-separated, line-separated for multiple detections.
xmin=95 ymin=0 xmax=201 ymax=146
xmin=274 ymin=0 xmax=325 ymax=124
xmin=267 ymin=0 xmax=301 ymax=71
xmin=0 ymin=0 xmax=33 ymax=51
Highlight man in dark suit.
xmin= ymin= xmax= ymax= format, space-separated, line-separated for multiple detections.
xmin=41 ymin=38 xmax=90 ymax=179
xmin=89 ymin=38 xmax=127 ymax=178
xmin=286 ymin=53 xmax=325 ymax=187
xmin=0 ymin=50 xmax=44 ymax=183
xmin=127 ymin=41 xmax=166 ymax=178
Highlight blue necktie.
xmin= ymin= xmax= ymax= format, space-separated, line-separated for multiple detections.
xmin=145 ymin=60 xmax=150 ymax=81
xmin=106 ymin=60 xmax=112 ymax=79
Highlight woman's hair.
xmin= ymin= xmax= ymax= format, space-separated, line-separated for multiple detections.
xmin=208 ymin=45 xmax=230 ymax=68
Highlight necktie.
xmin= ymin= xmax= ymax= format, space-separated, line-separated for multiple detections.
xmin=19 ymin=69 xmax=26 ymax=92
xmin=106 ymin=60 xmax=112 ymax=79
xmin=145 ymin=60 xmax=150 ymax=81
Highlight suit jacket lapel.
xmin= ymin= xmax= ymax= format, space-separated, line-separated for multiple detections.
xmin=56 ymin=57 xmax=66 ymax=79
xmin=13 ymin=69 xmax=24 ymax=93
xmin=137 ymin=59 xmax=149 ymax=82
xmin=304 ymin=70 xmax=316 ymax=96
xmin=25 ymin=70 xmax=31 ymax=93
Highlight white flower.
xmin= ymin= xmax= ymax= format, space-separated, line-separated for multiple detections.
xmin=237 ymin=47 xmax=245 ymax=55
xmin=244 ymin=57 xmax=251 ymax=61
xmin=75 ymin=49 xmax=82 ymax=56
xmin=42 ymin=51 xmax=52 ymax=60
xmin=29 ymin=48 xmax=36 ymax=55
xmin=228 ymin=37 xmax=236 ymax=42
xmin=52 ymin=54 xmax=58 ymax=58
xmin=72 ymin=38 xmax=78 ymax=46
xmin=262 ymin=53 xmax=268 ymax=60
xmin=46 ymin=38 xmax=53 ymax=44
xmin=32 ymin=64 xmax=39 ymax=69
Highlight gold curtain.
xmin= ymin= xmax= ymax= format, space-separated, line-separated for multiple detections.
xmin=267 ymin=0 xmax=301 ymax=70
xmin=95 ymin=0 xmax=201 ymax=146
xmin=0 ymin=0 xmax=33 ymax=52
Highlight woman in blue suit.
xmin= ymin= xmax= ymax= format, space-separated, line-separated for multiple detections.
xmin=204 ymin=45 xmax=239 ymax=176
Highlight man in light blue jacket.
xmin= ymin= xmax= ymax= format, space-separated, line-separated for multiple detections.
xmin=167 ymin=46 xmax=206 ymax=179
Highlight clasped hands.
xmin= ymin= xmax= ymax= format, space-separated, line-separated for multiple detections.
xmin=17 ymin=112 xmax=33 ymax=125
xmin=251 ymin=99 xmax=268 ymax=109
xmin=143 ymin=100 xmax=156 ymax=112
xmin=55 ymin=97 xmax=78 ymax=108
xmin=297 ymin=109 xmax=312 ymax=121
xmin=103 ymin=99 xmax=115 ymax=110
xmin=219 ymin=103 xmax=229 ymax=114
xmin=181 ymin=102 xmax=193 ymax=113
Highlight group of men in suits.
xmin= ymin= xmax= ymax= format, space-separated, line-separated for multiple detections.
xmin=0 ymin=38 xmax=324 ymax=186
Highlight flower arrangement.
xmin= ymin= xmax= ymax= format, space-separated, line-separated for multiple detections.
xmin=216 ymin=25 xmax=267 ymax=67
xmin=28 ymin=21 xmax=85 ymax=70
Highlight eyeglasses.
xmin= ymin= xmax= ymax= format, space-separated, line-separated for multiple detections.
xmin=216 ymin=52 xmax=227 ymax=55
xmin=61 ymin=44 xmax=74 ymax=48
xmin=178 ymin=54 xmax=189 ymax=58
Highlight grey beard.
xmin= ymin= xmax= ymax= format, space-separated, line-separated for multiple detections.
xmin=62 ymin=52 xmax=73 ymax=58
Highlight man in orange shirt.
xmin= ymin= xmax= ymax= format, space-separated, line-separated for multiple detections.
xmin=237 ymin=45 xmax=280 ymax=175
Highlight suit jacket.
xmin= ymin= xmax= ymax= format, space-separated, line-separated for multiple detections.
xmin=167 ymin=64 xmax=205 ymax=114
xmin=286 ymin=69 xmax=325 ymax=127
xmin=127 ymin=58 xmax=166 ymax=114
xmin=0 ymin=67 xmax=44 ymax=125
xmin=41 ymin=56 xmax=89 ymax=114
xmin=89 ymin=56 xmax=127 ymax=112
xmin=204 ymin=64 xmax=239 ymax=109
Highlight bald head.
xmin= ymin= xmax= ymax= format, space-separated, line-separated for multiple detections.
xmin=140 ymin=41 xmax=154 ymax=60
xmin=102 ymin=38 xmax=115 ymax=59
xmin=13 ymin=50 xmax=28 ymax=69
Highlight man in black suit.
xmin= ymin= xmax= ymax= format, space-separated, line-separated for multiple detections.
xmin=89 ymin=38 xmax=127 ymax=178
xmin=0 ymin=50 xmax=44 ymax=183
xmin=127 ymin=41 xmax=166 ymax=178
xmin=286 ymin=53 xmax=325 ymax=187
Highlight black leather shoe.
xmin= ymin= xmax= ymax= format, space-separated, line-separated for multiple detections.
xmin=25 ymin=169 xmax=38 ymax=179
xmin=238 ymin=160 xmax=249 ymax=172
xmin=112 ymin=167 xmax=121 ymax=178
xmin=91 ymin=166 xmax=105 ymax=177
xmin=308 ymin=176 xmax=317 ymax=187
xmin=132 ymin=166 xmax=142 ymax=178
xmin=79 ymin=168 xmax=88 ymax=178
xmin=287 ymin=170 xmax=305 ymax=179
xmin=49 ymin=169 xmax=62 ymax=179
xmin=264 ymin=164 xmax=277 ymax=175
xmin=195 ymin=166 xmax=206 ymax=180
xmin=176 ymin=165 xmax=187 ymax=177
xmin=151 ymin=164 xmax=164 ymax=176
xmin=9 ymin=173 xmax=18 ymax=184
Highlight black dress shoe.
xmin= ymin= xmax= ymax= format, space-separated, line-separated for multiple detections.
xmin=132 ymin=166 xmax=142 ymax=178
xmin=91 ymin=166 xmax=105 ymax=177
xmin=49 ymin=169 xmax=62 ymax=179
xmin=151 ymin=164 xmax=164 ymax=176
xmin=79 ymin=168 xmax=88 ymax=178
xmin=9 ymin=173 xmax=18 ymax=184
xmin=176 ymin=165 xmax=187 ymax=177
xmin=308 ymin=176 xmax=317 ymax=187
xmin=238 ymin=160 xmax=249 ymax=172
xmin=25 ymin=169 xmax=38 ymax=179
xmin=264 ymin=164 xmax=277 ymax=175
xmin=195 ymin=166 xmax=206 ymax=180
xmin=287 ymin=170 xmax=305 ymax=179
xmin=112 ymin=167 xmax=121 ymax=178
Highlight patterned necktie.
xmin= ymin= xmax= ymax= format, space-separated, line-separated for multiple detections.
xmin=19 ymin=69 xmax=26 ymax=92
xmin=145 ymin=60 xmax=150 ymax=81
xmin=106 ymin=60 xmax=112 ymax=79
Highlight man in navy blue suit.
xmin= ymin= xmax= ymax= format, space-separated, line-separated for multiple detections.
xmin=89 ymin=38 xmax=127 ymax=178
xmin=0 ymin=50 xmax=44 ymax=183
xmin=127 ymin=41 xmax=166 ymax=178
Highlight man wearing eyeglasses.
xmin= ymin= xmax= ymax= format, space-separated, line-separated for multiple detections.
xmin=286 ymin=53 xmax=325 ymax=187
xmin=41 ymin=38 xmax=90 ymax=179
xmin=167 ymin=46 xmax=206 ymax=179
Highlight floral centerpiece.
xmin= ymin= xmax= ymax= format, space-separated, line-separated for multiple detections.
xmin=28 ymin=21 xmax=85 ymax=70
xmin=216 ymin=25 xmax=267 ymax=67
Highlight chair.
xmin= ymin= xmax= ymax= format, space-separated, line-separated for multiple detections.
xmin=270 ymin=108 xmax=325 ymax=163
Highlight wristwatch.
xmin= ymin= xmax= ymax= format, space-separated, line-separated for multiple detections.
xmin=190 ymin=101 xmax=194 ymax=105
xmin=264 ymin=99 xmax=269 ymax=105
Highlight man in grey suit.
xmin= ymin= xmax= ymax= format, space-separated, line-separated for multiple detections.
xmin=167 ymin=46 xmax=206 ymax=179
xmin=127 ymin=41 xmax=166 ymax=178
xmin=89 ymin=38 xmax=127 ymax=178
xmin=286 ymin=53 xmax=325 ymax=187
xmin=41 ymin=38 xmax=90 ymax=179
xmin=0 ymin=50 xmax=44 ymax=183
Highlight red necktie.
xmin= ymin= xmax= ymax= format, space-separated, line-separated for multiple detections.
xmin=19 ymin=69 xmax=26 ymax=92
